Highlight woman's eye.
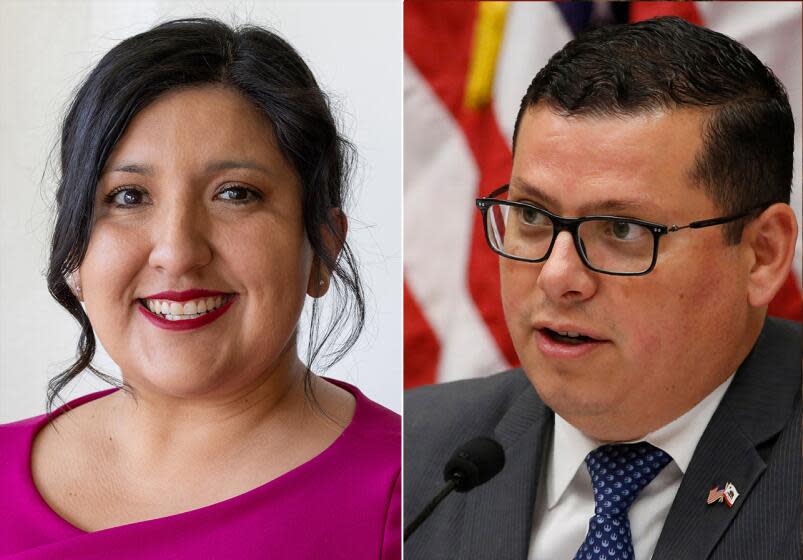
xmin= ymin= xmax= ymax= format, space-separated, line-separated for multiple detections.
xmin=106 ymin=187 xmax=146 ymax=207
xmin=216 ymin=185 xmax=261 ymax=203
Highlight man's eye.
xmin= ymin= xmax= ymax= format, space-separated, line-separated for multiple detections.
xmin=106 ymin=187 xmax=146 ymax=207
xmin=216 ymin=185 xmax=261 ymax=203
xmin=608 ymin=221 xmax=646 ymax=241
xmin=520 ymin=206 xmax=549 ymax=226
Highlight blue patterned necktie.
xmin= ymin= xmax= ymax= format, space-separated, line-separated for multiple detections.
xmin=573 ymin=442 xmax=672 ymax=560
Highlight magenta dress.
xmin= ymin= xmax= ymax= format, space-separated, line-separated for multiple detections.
xmin=0 ymin=380 xmax=400 ymax=559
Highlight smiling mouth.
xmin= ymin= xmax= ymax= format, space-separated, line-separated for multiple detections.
xmin=139 ymin=294 xmax=236 ymax=321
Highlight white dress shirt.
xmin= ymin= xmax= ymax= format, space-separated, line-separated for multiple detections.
xmin=528 ymin=374 xmax=734 ymax=560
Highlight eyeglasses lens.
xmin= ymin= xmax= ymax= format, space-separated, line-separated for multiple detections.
xmin=486 ymin=204 xmax=654 ymax=274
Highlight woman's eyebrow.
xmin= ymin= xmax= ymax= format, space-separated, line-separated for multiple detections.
xmin=204 ymin=159 xmax=274 ymax=177
xmin=101 ymin=159 xmax=274 ymax=177
xmin=103 ymin=162 xmax=155 ymax=176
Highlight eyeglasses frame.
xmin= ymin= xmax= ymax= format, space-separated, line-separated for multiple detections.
xmin=475 ymin=184 xmax=769 ymax=276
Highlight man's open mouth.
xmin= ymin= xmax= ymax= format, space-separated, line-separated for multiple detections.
xmin=540 ymin=328 xmax=597 ymax=345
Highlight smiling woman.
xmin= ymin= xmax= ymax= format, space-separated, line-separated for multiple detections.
xmin=79 ymin=85 xmax=323 ymax=401
xmin=0 ymin=18 xmax=399 ymax=560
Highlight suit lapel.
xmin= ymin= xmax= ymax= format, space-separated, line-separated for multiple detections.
xmin=460 ymin=384 xmax=554 ymax=559
xmin=652 ymin=403 xmax=765 ymax=560
xmin=653 ymin=319 xmax=800 ymax=559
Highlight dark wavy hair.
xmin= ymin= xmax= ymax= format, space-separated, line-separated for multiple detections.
xmin=46 ymin=18 xmax=365 ymax=411
xmin=513 ymin=16 xmax=794 ymax=243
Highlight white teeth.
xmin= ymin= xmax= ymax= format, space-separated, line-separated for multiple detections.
xmin=557 ymin=331 xmax=582 ymax=338
xmin=143 ymin=295 xmax=231 ymax=320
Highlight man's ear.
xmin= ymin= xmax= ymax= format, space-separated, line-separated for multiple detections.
xmin=306 ymin=209 xmax=348 ymax=298
xmin=744 ymin=203 xmax=798 ymax=307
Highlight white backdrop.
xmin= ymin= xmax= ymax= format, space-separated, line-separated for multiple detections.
xmin=0 ymin=0 xmax=402 ymax=420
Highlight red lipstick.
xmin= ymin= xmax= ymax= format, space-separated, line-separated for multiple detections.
xmin=138 ymin=295 xmax=237 ymax=332
xmin=143 ymin=289 xmax=230 ymax=302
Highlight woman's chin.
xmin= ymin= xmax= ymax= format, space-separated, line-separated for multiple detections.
xmin=127 ymin=369 xmax=233 ymax=400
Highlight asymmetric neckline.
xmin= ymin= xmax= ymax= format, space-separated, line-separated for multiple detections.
xmin=24 ymin=378 xmax=366 ymax=535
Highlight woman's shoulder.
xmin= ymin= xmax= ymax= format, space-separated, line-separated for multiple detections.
xmin=330 ymin=378 xmax=399 ymax=430
xmin=0 ymin=390 xmax=118 ymax=466
xmin=0 ymin=409 xmax=48 ymax=454
xmin=353 ymin=389 xmax=401 ymax=439
xmin=0 ymin=409 xmax=52 ymax=521
xmin=329 ymin=379 xmax=400 ymax=471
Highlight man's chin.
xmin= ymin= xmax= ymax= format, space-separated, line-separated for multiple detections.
xmin=524 ymin=366 xmax=623 ymax=419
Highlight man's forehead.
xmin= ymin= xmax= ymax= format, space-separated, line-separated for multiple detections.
xmin=507 ymin=179 xmax=662 ymax=217
xmin=513 ymin=104 xmax=708 ymax=158
xmin=510 ymin=106 xmax=709 ymax=216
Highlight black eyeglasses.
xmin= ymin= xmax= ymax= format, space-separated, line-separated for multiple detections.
xmin=475 ymin=185 xmax=769 ymax=276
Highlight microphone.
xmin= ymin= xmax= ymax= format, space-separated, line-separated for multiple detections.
xmin=443 ymin=437 xmax=506 ymax=491
xmin=404 ymin=437 xmax=505 ymax=541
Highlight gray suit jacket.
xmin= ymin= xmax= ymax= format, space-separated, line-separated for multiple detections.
xmin=404 ymin=318 xmax=801 ymax=559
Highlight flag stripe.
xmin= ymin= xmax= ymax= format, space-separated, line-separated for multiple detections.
xmin=767 ymin=271 xmax=803 ymax=321
xmin=630 ymin=2 xmax=703 ymax=25
xmin=403 ymin=58 xmax=508 ymax=384
xmin=406 ymin=2 xmax=519 ymax=367
xmin=403 ymin=283 xmax=440 ymax=388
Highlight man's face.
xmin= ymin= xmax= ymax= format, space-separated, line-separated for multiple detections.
xmin=503 ymin=105 xmax=754 ymax=440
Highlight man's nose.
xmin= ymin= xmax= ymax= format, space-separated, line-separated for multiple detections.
xmin=536 ymin=230 xmax=597 ymax=303
xmin=147 ymin=198 xmax=213 ymax=277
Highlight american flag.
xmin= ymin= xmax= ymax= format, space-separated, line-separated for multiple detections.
xmin=404 ymin=1 xmax=802 ymax=389
xmin=707 ymin=485 xmax=725 ymax=505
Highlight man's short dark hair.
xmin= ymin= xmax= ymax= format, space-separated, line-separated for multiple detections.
xmin=512 ymin=16 xmax=794 ymax=243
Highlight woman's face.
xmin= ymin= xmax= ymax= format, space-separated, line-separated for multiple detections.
xmin=81 ymin=85 xmax=314 ymax=398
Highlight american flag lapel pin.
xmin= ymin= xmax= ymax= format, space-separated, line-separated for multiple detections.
xmin=706 ymin=485 xmax=725 ymax=505
xmin=723 ymin=482 xmax=740 ymax=507
xmin=707 ymin=482 xmax=739 ymax=507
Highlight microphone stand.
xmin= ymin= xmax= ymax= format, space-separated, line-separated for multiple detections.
xmin=404 ymin=437 xmax=505 ymax=542
xmin=403 ymin=476 xmax=460 ymax=542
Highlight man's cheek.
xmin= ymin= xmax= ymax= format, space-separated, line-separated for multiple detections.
xmin=503 ymin=305 xmax=530 ymax=351
xmin=500 ymin=269 xmax=526 ymax=326
xmin=500 ymin=296 xmax=534 ymax=364
xmin=631 ymin=328 xmax=664 ymax=358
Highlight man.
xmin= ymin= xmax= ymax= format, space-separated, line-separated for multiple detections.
xmin=404 ymin=16 xmax=800 ymax=560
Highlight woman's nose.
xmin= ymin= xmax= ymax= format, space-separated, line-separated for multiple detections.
xmin=147 ymin=199 xmax=213 ymax=277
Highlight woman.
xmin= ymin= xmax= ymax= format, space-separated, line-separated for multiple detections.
xmin=0 ymin=18 xmax=399 ymax=559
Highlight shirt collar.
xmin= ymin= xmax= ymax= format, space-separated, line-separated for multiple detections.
xmin=546 ymin=373 xmax=735 ymax=510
